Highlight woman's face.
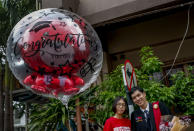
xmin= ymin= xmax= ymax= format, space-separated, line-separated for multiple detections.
xmin=115 ymin=99 xmax=126 ymax=115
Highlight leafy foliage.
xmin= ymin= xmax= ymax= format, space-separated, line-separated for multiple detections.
xmin=134 ymin=46 xmax=193 ymax=114
xmin=0 ymin=0 xmax=36 ymax=58
xmin=170 ymin=67 xmax=194 ymax=115
xmin=139 ymin=46 xmax=163 ymax=74
xmin=136 ymin=46 xmax=175 ymax=107
xmin=84 ymin=65 xmax=126 ymax=125
xmin=28 ymin=99 xmax=70 ymax=131
xmin=89 ymin=46 xmax=193 ymax=126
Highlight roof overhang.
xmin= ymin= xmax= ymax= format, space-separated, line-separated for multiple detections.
xmin=83 ymin=0 xmax=194 ymax=27
xmin=13 ymin=89 xmax=49 ymax=104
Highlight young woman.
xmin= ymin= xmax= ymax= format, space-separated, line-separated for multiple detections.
xmin=103 ymin=96 xmax=131 ymax=131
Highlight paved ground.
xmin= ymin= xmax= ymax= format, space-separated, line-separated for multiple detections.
xmin=187 ymin=121 xmax=194 ymax=131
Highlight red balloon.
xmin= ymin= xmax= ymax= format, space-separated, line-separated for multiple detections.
xmin=24 ymin=73 xmax=81 ymax=96
xmin=20 ymin=20 xmax=89 ymax=75
xmin=19 ymin=19 xmax=90 ymax=96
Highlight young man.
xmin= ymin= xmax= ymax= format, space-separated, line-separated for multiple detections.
xmin=129 ymin=86 xmax=171 ymax=131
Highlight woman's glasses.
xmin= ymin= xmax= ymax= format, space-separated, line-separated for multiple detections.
xmin=116 ymin=103 xmax=126 ymax=107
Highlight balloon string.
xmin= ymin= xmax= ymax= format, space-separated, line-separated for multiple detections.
xmin=87 ymin=86 xmax=91 ymax=119
xmin=159 ymin=4 xmax=192 ymax=82
xmin=68 ymin=109 xmax=72 ymax=131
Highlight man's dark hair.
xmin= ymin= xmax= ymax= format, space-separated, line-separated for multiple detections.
xmin=129 ymin=86 xmax=145 ymax=99
xmin=112 ymin=96 xmax=128 ymax=114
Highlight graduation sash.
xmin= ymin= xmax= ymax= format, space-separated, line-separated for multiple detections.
xmin=152 ymin=101 xmax=161 ymax=131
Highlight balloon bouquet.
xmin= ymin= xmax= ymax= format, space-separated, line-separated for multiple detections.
xmin=6 ymin=8 xmax=103 ymax=104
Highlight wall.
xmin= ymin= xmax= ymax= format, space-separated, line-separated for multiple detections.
xmin=40 ymin=0 xmax=194 ymax=71
xmin=41 ymin=0 xmax=177 ymax=25
xmin=106 ymin=8 xmax=194 ymax=69
xmin=78 ymin=0 xmax=135 ymax=16
xmin=42 ymin=0 xmax=62 ymax=8
xmin=42 ymin=0 xmax=79 ymax=12
xmin=78 ymin=0 xmax=178 ymax=24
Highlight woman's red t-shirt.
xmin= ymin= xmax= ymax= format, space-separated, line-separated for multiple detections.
xmin=103 ymin=117 xmax=131 ymax=131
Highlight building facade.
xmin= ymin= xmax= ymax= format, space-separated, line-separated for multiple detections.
xmin=37 ymin=0 xmax=194 ymax=85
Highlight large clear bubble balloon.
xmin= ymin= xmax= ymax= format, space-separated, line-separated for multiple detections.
xmin=6 ymin=8 xmax=103 ymax=105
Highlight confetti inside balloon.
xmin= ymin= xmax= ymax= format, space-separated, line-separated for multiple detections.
xmin=6 ymin=8 xmax=103 ymax=104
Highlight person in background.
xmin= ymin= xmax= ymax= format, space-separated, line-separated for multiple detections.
xmin=103 ymin=96 xmax=131 ymax=131
xmin=129 ymin=86 xmax=171 ymax=131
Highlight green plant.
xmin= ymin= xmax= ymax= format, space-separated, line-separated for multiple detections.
xmin=88 ymin=65 xmax=126 ymax=126
xmin=87 ymin=46 xmax=175 ymax=126
xmin=139 ymin=46 xmax=163 ymax=75
xmin=28 ymin=99 xmax=70 ymax=131
xmin=136 ymin=46 xmax=175 ymax=107
xmin=170 ymin=66 xmax=194 ymax=115
xmin=135 ymin=46 xmax=193 ymax=115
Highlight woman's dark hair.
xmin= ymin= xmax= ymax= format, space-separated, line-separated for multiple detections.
xmin=112 ymin=96 xmax=128 ymax=114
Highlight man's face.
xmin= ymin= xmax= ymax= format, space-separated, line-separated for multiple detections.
xmin=131 ymin=90 xmax=147 ymax=108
